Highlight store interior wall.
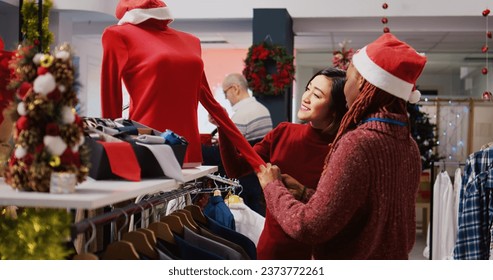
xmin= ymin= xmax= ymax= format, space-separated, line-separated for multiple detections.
xmin=1 ymin=0 xmax=492 ymax=127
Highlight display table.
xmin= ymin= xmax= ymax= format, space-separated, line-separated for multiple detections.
xmin=0 ymin=165 xmax=217 ymax=209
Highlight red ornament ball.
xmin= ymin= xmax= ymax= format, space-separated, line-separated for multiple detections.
xmin=483 ymin=9 xmax=490 ymax=17
xmin=482 ymin=45 xmax=489 ymax=53
xmin=381 ymin=17 xmax=388 ymax=24
xmin=383 ymin=27 xmax=390 ymax=33
xmin=488 ymin=31 xmax=492 ymax=39
xmin=482 ymin=67 xmax=488 ymax=75
xmin=37 ymin=67 xmax=49 ymax=75
xmin=483 ymin=91 xmax=492 ymax=101
xmin=34 ymin=39 xmax=40 ymax=45
xmin=382 ymin=3 xmax=388 ymax=9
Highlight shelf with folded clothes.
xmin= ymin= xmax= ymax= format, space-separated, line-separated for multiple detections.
xmin=83 ymin=117 xmax=188 ymax=182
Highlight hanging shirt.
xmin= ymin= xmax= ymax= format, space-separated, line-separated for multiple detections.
xmin=454 ymin=147 xmax=493 ymax=260
xmin=204 ymin=195 xmax=236 ymax=230
xmin=227 ymin=200 xmax=265 ymax=245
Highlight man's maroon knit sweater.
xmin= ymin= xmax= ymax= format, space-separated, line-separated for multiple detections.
xmin=219 ymin=122 xmax=333 ymax=259
xmin=263 ymin=112 xmax=421 ymax=259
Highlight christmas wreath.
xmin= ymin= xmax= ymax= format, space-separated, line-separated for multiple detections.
xmin=243 ymin=42 xmax=295 ymax=96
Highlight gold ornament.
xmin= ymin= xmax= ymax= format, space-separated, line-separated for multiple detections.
xmin=49 ymin=156 xmax=60 ymax=167
xmin=39 ymin=54 xmax=54 ymax=68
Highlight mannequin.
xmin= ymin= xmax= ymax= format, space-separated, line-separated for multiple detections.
xmin=101 ymin=0 xmax=264 ymax=169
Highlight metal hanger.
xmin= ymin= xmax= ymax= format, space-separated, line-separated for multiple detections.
xmin=73 ymin=221 xmax=98 ymax=260
xmin=101 ymin=209 xmax=139 ymax=260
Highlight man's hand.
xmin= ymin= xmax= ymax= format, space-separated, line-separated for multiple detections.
xmin=256 ymin=163 xmax=281 ymax=189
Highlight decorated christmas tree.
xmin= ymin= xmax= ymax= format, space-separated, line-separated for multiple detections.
xmin=407 ymin=103 xmax=443 ymax=169
xmin=2 ymin=0 xmax=89 ymax=192
xmin=4 ymin=43 xmax=90 ymax=192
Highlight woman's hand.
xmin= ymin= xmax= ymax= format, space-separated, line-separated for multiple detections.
xmin=256 ymin=163 xmax=281 ymax=189
xmin=281 ymin=174 xmax=307 ymax=201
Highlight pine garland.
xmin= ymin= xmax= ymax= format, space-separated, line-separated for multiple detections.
xmin=21 ymin=0 xmax=54 ymax=53
xmin=0 ymin=207 xmax=73 ymax=260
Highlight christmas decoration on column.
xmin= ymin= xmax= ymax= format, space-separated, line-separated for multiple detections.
xmin=20 ymin=0 xmax=54 ymax=53
xmin=407 ymin=103 xmax=443 ymax=169
xmin=332 ymin=40 xmax=354 ymax=71
xmin=243 ymin=41 xmax=295 ymax=96
xmin=482 ymin=7 xmax=492 ymax=101
xmin=3 ymin=43 xmax=90 ymax=192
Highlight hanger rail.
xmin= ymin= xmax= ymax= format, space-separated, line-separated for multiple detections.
xmin=71 ymin=184 xmax=200 ymax=240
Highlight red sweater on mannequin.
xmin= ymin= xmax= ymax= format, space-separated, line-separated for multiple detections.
xmin=219 ymin=122 xmax=334 ymax=259
xmin=101 ymin=18 xmax=263 ymax=170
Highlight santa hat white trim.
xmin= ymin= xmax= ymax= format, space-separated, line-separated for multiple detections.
xmin=352 ymin=46 xmax=415 ymax=102
xmin=118 ymin=7 xmax=173 ymax=25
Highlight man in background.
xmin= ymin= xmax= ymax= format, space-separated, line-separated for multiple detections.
xmin=220 ymin=73 xmax=272 ymax=141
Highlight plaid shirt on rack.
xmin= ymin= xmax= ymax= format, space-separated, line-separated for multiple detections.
xmin=453 ymin=147 xmax=493 ymax=260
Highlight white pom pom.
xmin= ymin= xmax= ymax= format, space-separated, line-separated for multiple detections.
xmin=58 ymin=84 xmax=66 ymax=93
xmin=408 ymin=90 xmax=421 ymax=104
xmin=43 ymin=135 xmax=67 ymax=156
xmin=17 ymin=102 xmax=26 ymax=116
xmin=33 ymin=73 xmax=56 ymax=95
xmin=55 ymin=50 xmax=70 ymax=61
xmin=32 ymin=53 xmax=43 ymax=65
xmin=71 ymin=144 xmax=79 ymax=153
xmin=61 ymin=106 xmax=75 ymax=124
xmin=14 ymin=146 xmax=27 ymax=159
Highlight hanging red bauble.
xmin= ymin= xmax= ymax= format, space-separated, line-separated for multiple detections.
xmin=381 ymin=17 xmax=388 ymax=24
xmin=383 ymin=27 xmax=390 ymax=33
xmin=482 ymin=45 xmax=489 ymax=53
xmin=382 ymin=3 xmax=388 ymax=9
xmin=483 ymin=9 xmax=490 ymax=16
xmin=488 ymin=31 xmax=492 ymax=39
xmin=482 ymin=67 xmax=488 ymax=75
xmin=483 ymin=91 xmax=492 ymax=101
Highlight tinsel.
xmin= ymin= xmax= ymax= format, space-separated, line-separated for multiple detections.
xmin=20 ymin=0 xmax=54 ymax=53
xmin=3 ymin=43 xmax=90 ymax=192
xmin=0 ymin=207 xmax=73 ymax=260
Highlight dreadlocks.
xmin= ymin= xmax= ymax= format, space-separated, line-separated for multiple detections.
xmin=322 ymin=79 xmax=409 ymax=172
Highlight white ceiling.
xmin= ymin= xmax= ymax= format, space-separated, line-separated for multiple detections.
xmin=1 ymin=0 xmax=492 ymax=75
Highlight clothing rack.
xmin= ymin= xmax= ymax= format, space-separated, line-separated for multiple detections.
xmin=428 ymin=160 xmax=466 ymax=260
xmin=71 ymin=184 xmax=200 ymax=240
xmin=71 ymin=173 xmax=242 ymax=240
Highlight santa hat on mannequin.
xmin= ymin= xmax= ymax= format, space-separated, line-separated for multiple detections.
xmin=352 ymin=33 xmax=427 ymax=104
xmin=116 ymin=0 xmax=173 ymax=25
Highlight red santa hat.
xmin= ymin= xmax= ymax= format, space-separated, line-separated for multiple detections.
xmin=116 ymin=0 xmax=173 ymax=25
xmin=352 ymin=33 xmax=427 ymax=104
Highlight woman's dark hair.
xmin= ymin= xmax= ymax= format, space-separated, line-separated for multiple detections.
xmin=305 ymin=67 xmax=348 ymax=135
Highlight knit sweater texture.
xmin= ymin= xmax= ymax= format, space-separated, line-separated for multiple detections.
xmin=263 ymin=112 xmax=421 ymax=259
xmin=100 ymin=19 xmax=263 ymax=169
xmin=219 ymin=122 xmax=333 ymax=259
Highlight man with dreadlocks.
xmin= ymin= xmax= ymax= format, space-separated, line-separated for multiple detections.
xmin=256 ymin=33 xmax=427 ymax=259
